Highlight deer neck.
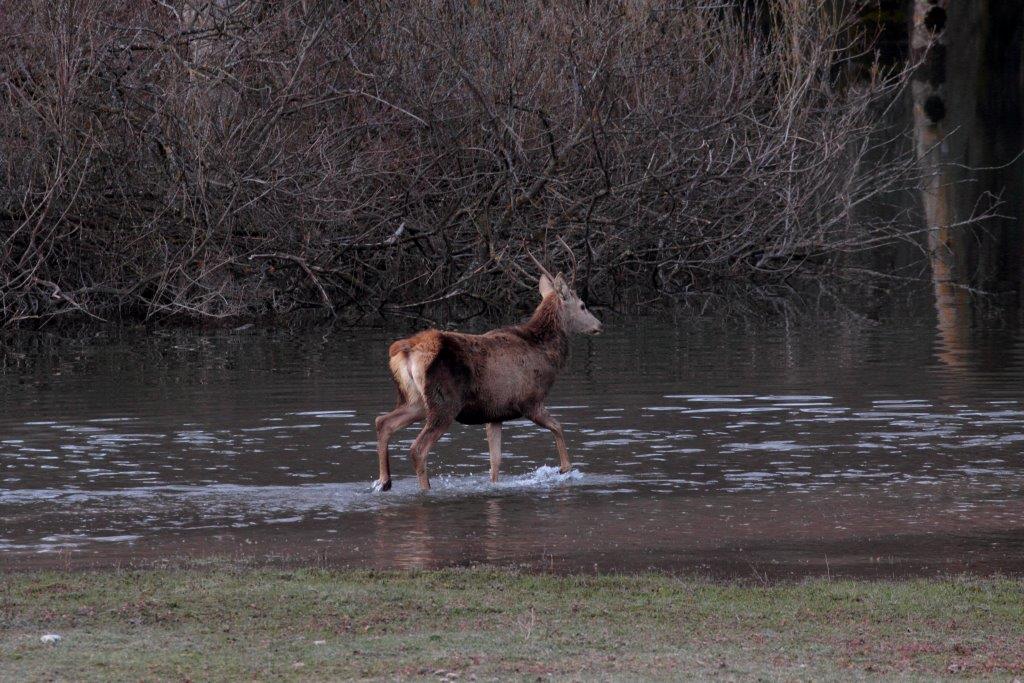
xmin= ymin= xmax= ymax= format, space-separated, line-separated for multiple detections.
xmin=523 ymin=295 xmax=570 ymax=367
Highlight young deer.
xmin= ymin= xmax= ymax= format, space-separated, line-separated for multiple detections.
xmin=374 ymin=266 xmax=602 ymax=491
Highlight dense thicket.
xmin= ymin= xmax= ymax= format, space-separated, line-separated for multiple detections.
xmin=1 ymin=0 xmax=917 ymax=327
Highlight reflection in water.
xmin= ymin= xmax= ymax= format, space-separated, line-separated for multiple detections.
xmin=484 ymin=498 xmax=503 ymax=565
xmin=1 ymin=319 xmax=1023 ymax=577
xmin=390 ymin=505 xmax=434 ymax=571
xmin=913 ymin=0 xmax=1023 ymax=366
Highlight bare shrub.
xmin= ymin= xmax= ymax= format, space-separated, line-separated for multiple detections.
xmin=0 ymin=0 xmax=919 ymax=327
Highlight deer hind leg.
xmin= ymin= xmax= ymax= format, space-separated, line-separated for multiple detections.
xmin=374 ymin=402 xmax=425 ymax=491
xmin=409 ymin=414 xmax=452 ymax=491
xmin=528 ymin=405 xmax=571 ymax=473
xmin=486 ymin=422 xmax=502 ymax=483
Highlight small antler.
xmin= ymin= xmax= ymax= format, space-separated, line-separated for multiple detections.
xmin=556 ymin=236 xmax=579 ymax=285
xmin=526 ymin=248 xmax=555 ymax=283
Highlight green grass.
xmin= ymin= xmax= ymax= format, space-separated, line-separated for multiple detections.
xmin=2 ymin=564 xmax=1023 ymax=681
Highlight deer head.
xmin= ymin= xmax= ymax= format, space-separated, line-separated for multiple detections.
xmin=538 ymin=271 xmax=602 ymax=335
xmin=528 ymin=243 xmax=602 ymax=335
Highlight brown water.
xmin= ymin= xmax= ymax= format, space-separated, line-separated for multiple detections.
xmin=2 ymin=313 xmax=1024 ymax=578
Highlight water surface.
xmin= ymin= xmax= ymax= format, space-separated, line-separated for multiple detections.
xmin=2 ymin=314 xmax=1023 ymax=577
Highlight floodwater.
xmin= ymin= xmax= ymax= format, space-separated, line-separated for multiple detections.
xmin=2 ymin=312 xmax=1023 ymax=578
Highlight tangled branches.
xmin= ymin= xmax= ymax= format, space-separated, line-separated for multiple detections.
xmin=1 ymin=0 xmax=920 ymax=328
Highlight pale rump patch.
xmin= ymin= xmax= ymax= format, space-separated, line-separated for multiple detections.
xmin=388 ymin=332 xmax=441 ymax=405
xmin=389 ymin=351 xmax=428 ymax=404
xmin=388 ymin=352 xmax=414 ymax=400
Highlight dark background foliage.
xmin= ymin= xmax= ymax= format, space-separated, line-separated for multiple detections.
xmin=1 ymin=1 xmax=918 ymax=327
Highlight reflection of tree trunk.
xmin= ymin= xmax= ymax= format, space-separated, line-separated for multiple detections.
xmin=912 ymin=0 xmax=973 ymax=368
xmin=913 ymin=0 xmax=1024 ymax=350
xmin=914 ymin=95 xmax=973 ymax=369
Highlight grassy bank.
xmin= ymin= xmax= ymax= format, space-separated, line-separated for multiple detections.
xmin=2 ymin=566 xmax=1023 ymax=681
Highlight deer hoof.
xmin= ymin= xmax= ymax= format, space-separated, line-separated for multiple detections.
xmin=559 ymin=465 xmax=572 ymax=474
xmin=373 ymin=478 xmax=392 ymax=492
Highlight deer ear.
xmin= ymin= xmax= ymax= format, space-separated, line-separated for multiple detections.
xmin=539 ymin=274 xmax=555 ymax=298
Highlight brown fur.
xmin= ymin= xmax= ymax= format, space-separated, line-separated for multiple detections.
xmin=374 ymin=275 xmax=601 ymax=491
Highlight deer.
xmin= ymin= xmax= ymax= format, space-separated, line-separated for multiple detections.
xmin=373 ymin=257 xmax=602 ymax=491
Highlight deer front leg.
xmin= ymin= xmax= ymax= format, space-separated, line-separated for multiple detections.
xmin=409 ymin=415 xmax=452 ymax=491
xmin=486 ymin=422 xmax=502 ymax=482
xmin=528 ymin=405 xmax=571 ymax=473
